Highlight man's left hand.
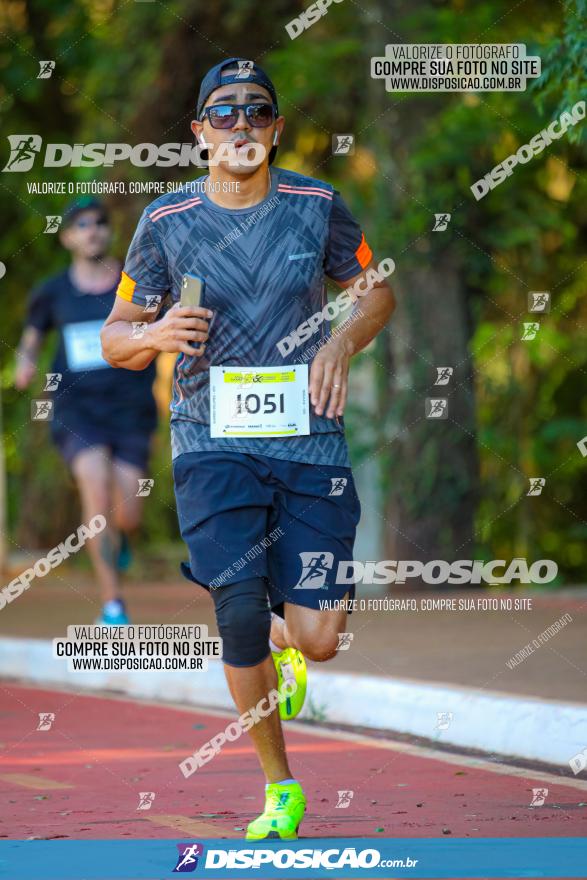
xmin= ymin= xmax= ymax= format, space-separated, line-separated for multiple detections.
xmin=309 ymin=336 xmax=353 ymax=419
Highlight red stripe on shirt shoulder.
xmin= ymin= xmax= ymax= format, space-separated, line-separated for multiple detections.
xmin=277 ymin=184 xmax=333 ymax=200
xmin=149 ymin=198 xmax=202 ymax=222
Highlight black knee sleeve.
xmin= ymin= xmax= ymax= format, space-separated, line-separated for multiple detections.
xmin=210 ymin=577 xmax=271 ymax=667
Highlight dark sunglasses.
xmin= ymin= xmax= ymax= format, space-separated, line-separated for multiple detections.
xmin=74 ymin=216 xmax=109 ymax=229
xmin=201 ymin=102 xmax=276 ymax=130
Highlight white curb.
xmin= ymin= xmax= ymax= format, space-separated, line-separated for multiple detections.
xmin=1 ymin=636 xmax=585 ymax=768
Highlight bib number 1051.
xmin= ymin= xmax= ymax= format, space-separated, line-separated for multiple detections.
xmin=209 ymin=364 xmax=309 ymax=437
xmin=235 ymin=392 xmax=285 ymax=416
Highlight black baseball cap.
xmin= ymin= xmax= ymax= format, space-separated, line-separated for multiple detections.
xmin=196 ymin=57 xmax=279 ymax=165
xmin=62 ymin=197 xmax=108 ymax=229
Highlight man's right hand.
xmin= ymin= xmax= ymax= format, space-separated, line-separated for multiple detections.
xmin=147 ymin=303 xmax=214 ymax=357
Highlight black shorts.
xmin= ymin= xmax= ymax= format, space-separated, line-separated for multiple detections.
xmin=51 ymin=421 xmax=153 ymax=471
xmin=173 ymin=450 xmax=361 ymax=616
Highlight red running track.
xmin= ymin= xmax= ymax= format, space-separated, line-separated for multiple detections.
xmin=0 ymin=683 xmax=586 ymax=846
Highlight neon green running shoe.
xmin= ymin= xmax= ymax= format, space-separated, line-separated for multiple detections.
xmin=246 ymin=782 xmax=306 ymax=840
xmin=272 ymin=647 xmax=307 ymax=720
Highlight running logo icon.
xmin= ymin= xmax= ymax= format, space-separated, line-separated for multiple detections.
xmin=293 ymin=552 xmax=334 ymax=589
xmin=332 ymin=134 xmax=355 ymax=155
xmin=425 ymin=398 xmax=448 ymax=419
xmin=44 ymin=373 xmax=62 ymax=391
xmin=131 ymin=321 xmax=148 ymax=339
xmin=44 ymin=216 xmax=62 ymax=233
xmin=336 ymin=790 xmax=354 ymax=808
xmin=527 ymin=478 xmax=545 ymax=496
xmin=530 ymin=787 xmax=548 ymax=807
xmin=143 ymin=294 xmax=162 ymax=313
xmin=434 ymin=367 xmax=453 ymax=386
xmin=521 ymin=322 xmax=540 ymax=340
xmin=137 ymin=792 xmax=155 ymax=810
xmin=436 ymin=712 xmax=454 ymax=730
xmin=173 ymin=843 xmax=204 ymax=872
xmin=136 ymin=478 xmax=155 ymax=497
xmin=38 ymin=60 xmax=55 ymax=78
xmin=432 ymin=213 xmax=451 ymax=231
xmin=336 ymin=632 xmax=353 ymax=651
xmin=37 ymin=712 xmax=55 ymax=731
xmin=31 ymin=399 xmax=54 ymax=421
xmin=528 ymin=292 xmax=550 ymax=313
xmin=236 ymin=60 xmax=254 ymax=79
xmin=3 ymin=135 xmax=42 ymax=172
xmin=329 ymin=477 xmax=347 ymax=496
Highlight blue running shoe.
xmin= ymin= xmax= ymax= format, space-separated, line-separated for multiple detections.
xmin=97 ymin=599 xmax=130 ymax=625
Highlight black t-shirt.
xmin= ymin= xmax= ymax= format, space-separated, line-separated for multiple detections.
xmin=26 ymin=268 xmax=157 ymax=434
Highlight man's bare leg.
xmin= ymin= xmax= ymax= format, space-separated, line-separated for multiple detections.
xmin=270 ymin=599 xmax=349 ymax=662
xmin=223 ymin=655 xmax=292 ymax=783
xmin=71 ymin=446 xmax=121 ymax=604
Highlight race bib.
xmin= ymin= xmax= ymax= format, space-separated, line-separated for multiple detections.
xmin=209 ymin=365 xmax=310 ymax=438
xmin=63 ymin=320 xmax=109 ymax=372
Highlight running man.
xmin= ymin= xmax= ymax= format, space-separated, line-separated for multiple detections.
xmin=15 ymin=197 xmax=158 ymax=625
xmin=101 ymin=58 xmax=395 ymax=838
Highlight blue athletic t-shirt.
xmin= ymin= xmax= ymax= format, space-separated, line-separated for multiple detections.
xmin=25 ymin=269 xmax=157 ymax=435
xmin=117 ymin=167 xmax=372 ymax=466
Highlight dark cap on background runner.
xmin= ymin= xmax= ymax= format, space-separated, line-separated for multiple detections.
xmin=196 ymin=57 xmax=279 ymax=165
xmin=62 ymin=197 xmax=108 ymax=229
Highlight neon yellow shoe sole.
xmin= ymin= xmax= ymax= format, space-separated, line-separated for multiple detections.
xmin=272 ymin=647 xmax=307 ymax=721
xmin=246 ymin=782 xmax=306 ymax=840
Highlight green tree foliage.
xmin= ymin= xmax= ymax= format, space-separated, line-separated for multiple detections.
xmin=1 ymin=0 xmax=585 ymax=581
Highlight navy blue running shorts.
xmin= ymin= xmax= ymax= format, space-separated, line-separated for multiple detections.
xmin=173 ymin=451 xmax=362 ymax=615
xmin=51 ymin=422 xmax=153 ymax=472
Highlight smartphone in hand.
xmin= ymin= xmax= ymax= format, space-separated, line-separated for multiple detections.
xmin=181 ymin=274 xmax=205 ymax=308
